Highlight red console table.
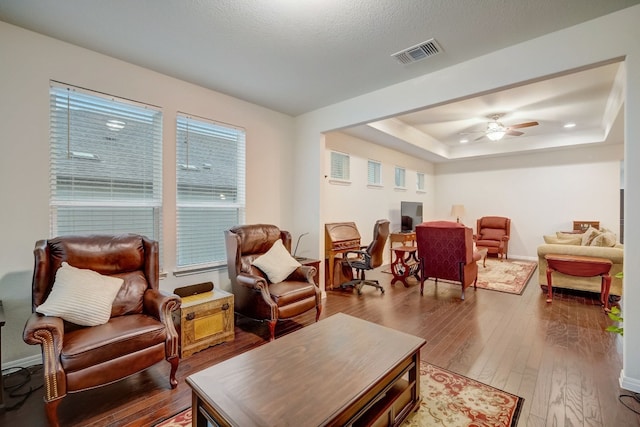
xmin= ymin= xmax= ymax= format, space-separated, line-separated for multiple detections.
xmin=544 ymin=254 xmax=613 ymax=311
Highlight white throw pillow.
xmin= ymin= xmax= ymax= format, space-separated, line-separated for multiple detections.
xmin=581 ymin=226 xmax=601 ymax=246
xmin=252 ymin=239 xmax=301 ymax=283
xmin=36 ymin=262 xmax=124 ymax=326
xmin=590 ymin=231 xmax=617 ymax=247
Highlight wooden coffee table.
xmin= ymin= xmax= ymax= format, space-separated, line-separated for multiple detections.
xmin=186 ymin=313 xmax=426 ymax=426
xmin=544 ymin=254 xmax=613 ymax=310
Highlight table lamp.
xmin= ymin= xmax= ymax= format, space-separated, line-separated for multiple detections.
xmin=450 ymin=204 xmax=466 ymax=223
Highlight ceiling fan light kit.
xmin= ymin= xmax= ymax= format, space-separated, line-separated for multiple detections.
xmin=486 ymin=121 xmax=506 ymax=141
xmin=486 ymin=129 xmax=506 ymax=141
xmin=466 ymin=114 xmax=539 ymax=142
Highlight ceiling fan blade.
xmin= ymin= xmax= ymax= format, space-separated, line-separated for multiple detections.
xmin=458 ymin=129 xmax=485 ymax=135
xmin=508 ymin=121 xmax=538 ymax=129
xmin=474 ymin=134 xmax=486 ymax=141
xmin=506 ymin=130 xmax=524 ymax=137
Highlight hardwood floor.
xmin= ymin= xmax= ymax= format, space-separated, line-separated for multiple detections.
xmin=2 ymin=267 xmax=639 ymax=426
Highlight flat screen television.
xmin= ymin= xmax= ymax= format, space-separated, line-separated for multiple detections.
xmin=400 ymin=201 xmax=423 ymax=232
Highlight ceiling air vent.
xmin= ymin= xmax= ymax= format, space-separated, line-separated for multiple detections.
xmin=391 ymin=38 xmax=442 ymax=65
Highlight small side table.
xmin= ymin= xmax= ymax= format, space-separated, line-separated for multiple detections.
xmin=172 ymin=289 xmax=235 ymax=358
xmin=388 ymin=232 xmax=416 ymax=265
xmin=390 ymin=246 xmax=421 ymax=287
xmin=544 ymin=254 xmax=613 ymax=310
xmin=295 ymin=257 xmax=321 ymax=286
xmin=0 ymin=300 xmax=5 ymax=410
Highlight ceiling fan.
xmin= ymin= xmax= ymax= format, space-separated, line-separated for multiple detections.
xmin=463 ymin=114 xmax=539 ymax=142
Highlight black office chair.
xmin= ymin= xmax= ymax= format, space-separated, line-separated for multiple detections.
xmin=340 ymin=219 xmax=390 ymax=294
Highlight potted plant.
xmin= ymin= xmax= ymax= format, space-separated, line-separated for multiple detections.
xmin=605 ymin=272 xmax=624 ymax=336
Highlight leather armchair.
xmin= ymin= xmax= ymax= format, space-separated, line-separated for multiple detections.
xmin=23 ymin=234 xmax=181 ymax=427
xmin=474 ymin=216 xmax=511 ymax=260
xmin=225 ymin=224 xmax=322 ymax=341
xmin=416 ymin=221 xmax=480 ymax=300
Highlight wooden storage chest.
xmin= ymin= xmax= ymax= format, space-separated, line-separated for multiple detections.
xmin=173 ymin=288 xmax=234 ymax=358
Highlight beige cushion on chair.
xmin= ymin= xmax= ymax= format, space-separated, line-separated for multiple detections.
xmin=252 ymin=239 xmax=301 ymax=283
xmin=35 ymin=262 xmax=123 ymax=326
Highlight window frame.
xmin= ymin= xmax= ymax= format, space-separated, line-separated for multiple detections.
xmin=367 ymin=159 xmax=383 ymax=187
xmin=329 ymin=150 xmax=351 ymax=183
xmin=394 ymin=166 xmax=406 ymax=189
xmin=49 ymin=82 xmax=163 ymax=253
xmin=174 ymin=113 xmax=246 ymax=274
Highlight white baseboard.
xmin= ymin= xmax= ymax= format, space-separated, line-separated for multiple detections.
xmin=620 ymin=369 xmax=640 ymax=393
xmin=3 ymin=354 xmax=42 ymax=371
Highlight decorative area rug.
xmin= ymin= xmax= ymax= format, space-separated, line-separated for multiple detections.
xmin=155 ymin=362 xmax=523 ymax=427
xmin=404 ymin=363 xmax=523 ymax=426
xmin=475 ymin=258 xmax=537 ymax=295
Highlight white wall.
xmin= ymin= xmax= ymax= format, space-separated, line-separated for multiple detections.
xmin=435 ymin=144 xmax=623 ymax=259
xmin=0 ymin=22 xmax=295 ymax=363
xmin=294 ymin=6 xmax=640 ymax=391
xmin=321 ymin=132 xmax=435 ymax=265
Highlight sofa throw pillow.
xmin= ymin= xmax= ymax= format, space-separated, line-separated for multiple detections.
xmin=544 ymin=235 xmax=582 ymax=245
xmin=252 ymin=239 xmax=301 ymax=283
xmin=36 ymin=262 xmax=124 ymax=326
xmin=556 ymin=231 xmax=582 ymax=239
xmin=589 ymin=231 xmax=617 ymax=247
xmin=581 ymin=226 xmax=601 ymax=246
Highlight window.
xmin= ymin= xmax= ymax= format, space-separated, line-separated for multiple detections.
xmin=367 ymin=160 xmax=382 ymax=186
xmin=176 ymin=114 xmax=246 ymax=271
xmin=330 ymin=151 xmax=350 ymax=181
xmin=394 ymin=166 xmax=406 ymax=188
xmin=417 ymin=172 xmax=425 ymax=191
xmin=49 ymin=84 xmax=163 ymax=245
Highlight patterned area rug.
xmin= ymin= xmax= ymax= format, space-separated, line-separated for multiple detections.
xmin=475 ymin=258 xmax=537 ymax=295
xmin=404 ymin=363 xmax=523 ymax=426
xmin=155 ymin=362 xmax=523 ymax=427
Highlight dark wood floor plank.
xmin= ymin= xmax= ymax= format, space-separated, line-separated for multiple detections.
xmin=2 ymin=268 xmax=639 ymax=426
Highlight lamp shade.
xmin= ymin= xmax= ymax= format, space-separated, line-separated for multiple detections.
xmin=450 ymin=204 xmax=466 ymax=223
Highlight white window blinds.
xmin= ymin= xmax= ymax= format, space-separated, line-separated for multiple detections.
xmin=176 ymin=114 xmax=246 ymax=270
xmin=49 ymin=84 xmax=163 ymax=245
xmin=367 ymin=160 xmax=382 ymax=185
xmin=330 ymin=151 xmax=350 ymax=181
xmin=395 ymin=166 xmax=406 ymax=188
xmin=417 ymin=172 xmax=425 ymax=191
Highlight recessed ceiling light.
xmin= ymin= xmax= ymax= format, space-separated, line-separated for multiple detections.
xmin=563 ymin=122 xmax=576 ymax=128
xmin=460 ymin=138 xmax=469 ymax=144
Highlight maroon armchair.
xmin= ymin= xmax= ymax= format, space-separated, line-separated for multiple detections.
xmin=474 ymin=216 xmax=511 ymax=260
xmin=23 ymin=234 xmax=181 ymax=427
xmin=416 ymin=221 xmax=480 ymax=300
xmin=225 ymin=224 xmax=322 ymax=341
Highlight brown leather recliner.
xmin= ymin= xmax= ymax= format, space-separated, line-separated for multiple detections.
xmin=23 ymin=234 xmax=181 ymax=427
xmin=225 ymin=224 xmax=322 ymax=341
xmin=474 ymin=216 xmax=511 ymax=260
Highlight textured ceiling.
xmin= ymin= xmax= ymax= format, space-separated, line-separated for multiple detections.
xmin=0 ymin=0 xmax=638 ymax=116
xmin=0 ymin=0 xmax=636 ymax=161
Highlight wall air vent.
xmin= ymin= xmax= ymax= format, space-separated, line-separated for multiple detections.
xmin=391 ymin=38 xmax=442 ymax=65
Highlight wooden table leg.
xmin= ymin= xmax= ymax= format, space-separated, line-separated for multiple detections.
xmin=601 ymin=273 xmax=611 ymax=312
xmin=545 ymin=267 xmax=554 ymax=303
